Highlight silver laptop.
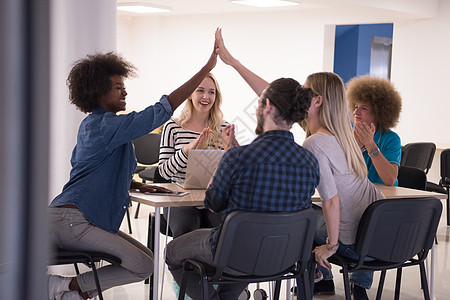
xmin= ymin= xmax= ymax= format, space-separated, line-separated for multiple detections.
xmin=177 ymin=149 xmax=225 ymax=189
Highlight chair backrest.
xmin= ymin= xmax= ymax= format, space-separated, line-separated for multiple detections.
xmin=213 ymin=208 xmax=317 ymax=279
xmin=400 ymin=142 xmax=436 ymax=174
xmin=153 ymin=165 xmax=171 ymax=183
xmin=397 ymin=166 xmax=427 ymax=191
xmin=355 ymin=198 xmax=442 ymax=263
xmin=133 ymin=133 xmax=161 ymax=165
xmin=440 ymin=148 xmax=450 ymax=186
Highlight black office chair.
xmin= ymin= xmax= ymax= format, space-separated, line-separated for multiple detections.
xmin=400 ymin=142 xmax=437 ymax=199
xmin=48 ymin=248 xmax=122 ymax=300
xmin=439 ymin=149 xmax=450 ymax=226
xmin=400 ymin=142 xmax=436 ymax=174
xmin=132 ymin=133 xmax=162 ymax=220
xmin=152 ymin=164 xmax=171 ymax=184
xmin=398 ymin=166 xmax=439 ymax=244
xmin=178 ymin=209 xmax=317 ymax=300
xmin=328 ymin=197 xmax=442 ymax=300
xmin=133 ymin=132 xmax=162 ymax=176
xmin=426 ymin=148 xmax=450 ymax=225
xmin=398 ymin=166 xmax=427 ymax=191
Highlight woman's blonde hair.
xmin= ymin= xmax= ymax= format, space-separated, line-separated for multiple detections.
xmin=177 ymin=73 xmax=224 ymax=148
xmin=305 ymin=72 xmax=367 ymax=179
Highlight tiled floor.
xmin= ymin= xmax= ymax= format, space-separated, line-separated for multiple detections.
xmin=48 ymin=201 xmax=450 ymax=300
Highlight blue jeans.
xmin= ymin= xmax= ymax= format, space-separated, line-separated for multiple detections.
xmin=313 ymin=205 xmax=374 ymax=289
xmin=163 ymin=207 xmax=222 ymax=238
xmin=165 ymin=228 xmax=247 ymax=300
xmin=296 ymin=205 xmax=374 ymax=299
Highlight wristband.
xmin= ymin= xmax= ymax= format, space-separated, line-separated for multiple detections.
xmin=326 ymin=237 xmax=339 ymax=251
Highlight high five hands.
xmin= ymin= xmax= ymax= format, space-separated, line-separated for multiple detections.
xmin=183 ymin=127 xmax=212 ymax=155
xmin=215 ymin=28 xmax=237 ymax=66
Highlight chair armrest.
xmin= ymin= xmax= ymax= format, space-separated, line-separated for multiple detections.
xmin=182 ymin=259 xmax=209 ymax=275
xmin=443 ymin=177 xmax=450 ymax=187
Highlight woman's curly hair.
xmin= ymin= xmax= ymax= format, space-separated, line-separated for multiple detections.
xmin=67 ymin=52 xmax=137 ymax=113
xmin=347 ymin=75 xmax=402 ymax=130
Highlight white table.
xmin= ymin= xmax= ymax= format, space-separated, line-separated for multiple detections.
xmin=129 ymin=184 xmax=205 ymax=300
xmin=130 ymin=183 xmax=446 ymax=300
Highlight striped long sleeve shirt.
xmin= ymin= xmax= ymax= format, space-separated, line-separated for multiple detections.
xmin=158 ymin=118 xmax=228 ymax=183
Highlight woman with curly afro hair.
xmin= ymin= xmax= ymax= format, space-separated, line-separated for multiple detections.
xmin=47 ymin=41 xmax=218 ymax=300
xmin=347 ymin=75 xmax=402 ymax=186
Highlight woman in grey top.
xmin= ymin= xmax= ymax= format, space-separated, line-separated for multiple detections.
xmin=214 ymin=29 xmax=384 ymax=299
xmin=301 ymin=72 xmax=385 ymax=300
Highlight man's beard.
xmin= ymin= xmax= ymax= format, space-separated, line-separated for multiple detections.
xmin=255 ymin=107 xmax=264 ymax=135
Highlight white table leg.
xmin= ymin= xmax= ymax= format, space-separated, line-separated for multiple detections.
xmin=286 ymin=279 xmax=291 ymax=300
xmin=153 ymin=207 xmax=161 ymax=300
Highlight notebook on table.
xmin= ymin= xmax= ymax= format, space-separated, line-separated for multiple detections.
xmin=177 ymin=149 xmax=225 ymax=190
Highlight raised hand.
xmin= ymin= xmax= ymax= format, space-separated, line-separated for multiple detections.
xmin=167 ymin=32 xmax=218 ymax=111
xmin=215 ymin=28 xmax=237 ymax=66
xmin=214 ymin=28 xmax=269 ymax=96
xmin=205 ymin=32 xmax=219 ymax=71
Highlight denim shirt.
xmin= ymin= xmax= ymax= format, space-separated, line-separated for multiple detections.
xmin=50 ymin=95 xmax=172 ymax=233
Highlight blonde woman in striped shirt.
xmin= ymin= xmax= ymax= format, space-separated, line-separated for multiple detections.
xmin=158 ymin=73 xmax=234 ymax=237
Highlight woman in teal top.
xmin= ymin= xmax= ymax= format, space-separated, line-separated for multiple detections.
xmin=347 ymin=75 xmax=402 ymax=186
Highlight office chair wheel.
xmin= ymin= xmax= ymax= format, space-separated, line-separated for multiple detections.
xmin=238 ymin=288 xmax=251 ymax=300
xmin=253 ymin=288 xmax=267 ymax=300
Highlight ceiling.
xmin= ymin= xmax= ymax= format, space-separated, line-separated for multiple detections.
xmin=116 ymin=0 xmax=440 ymax=19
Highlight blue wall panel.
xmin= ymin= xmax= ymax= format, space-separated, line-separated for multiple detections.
xmin=334 ymin=25 xmax=359 ymax=84
xmin=334 ymin=23 xmax=393 ymax=83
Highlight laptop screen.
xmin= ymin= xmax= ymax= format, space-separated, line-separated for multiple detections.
xmin=182 ymin=149 xmax=225 ymax=189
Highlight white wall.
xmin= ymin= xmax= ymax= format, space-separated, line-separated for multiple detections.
xmin=117 ymin=2 xmax=450 ymax=183
xmin=392 ymin=1 xmax=450 ymax=150
xmin=118 ymin=11 xmax=335 ymax=145
xmin=50 ymin=0 xmax=117 ymax=199
xmin=391 ymin=1 xmax=450 ymax=182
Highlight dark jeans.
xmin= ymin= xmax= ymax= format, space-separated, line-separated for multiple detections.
xmin=165 ymin=228 xmax=247 ymax=300
xmin=296 ymin=205 xmax=374 ymax=299
xmin=313 ymin=205 xmax=374 ymax=289
xmin=163 ymin=207 xmax=222 ymax=238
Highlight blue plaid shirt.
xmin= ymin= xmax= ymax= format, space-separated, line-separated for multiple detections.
xmin=205 ymin=130 xmax=320 ymax=253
